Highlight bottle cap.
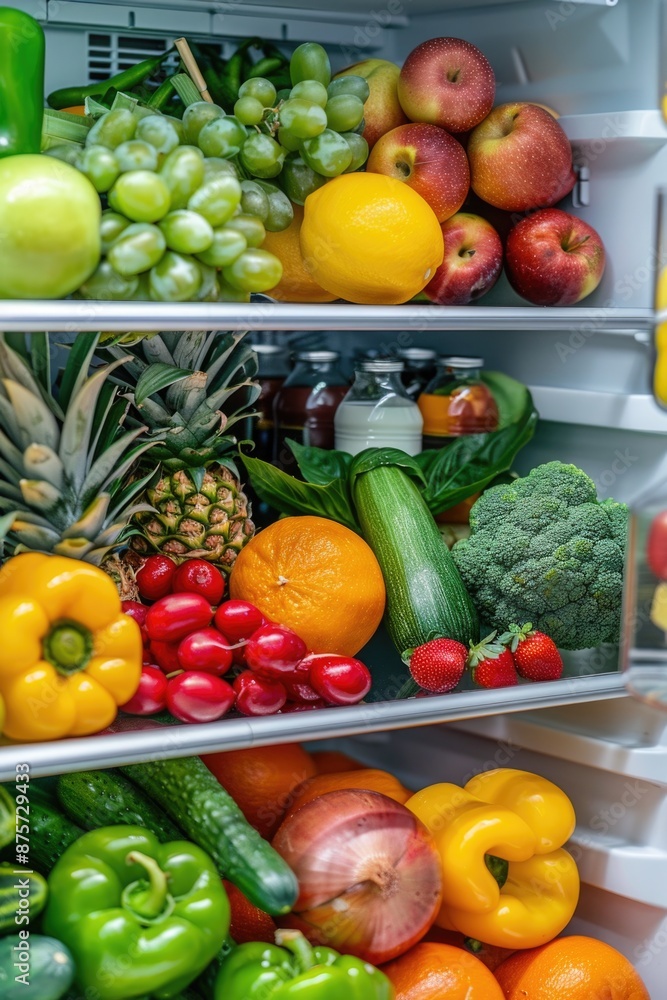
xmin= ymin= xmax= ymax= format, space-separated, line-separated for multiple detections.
xmin=398 ymin=348 xmax=437 ymax=361
xmin=438 ymin=355 xmax=484 ymax=368
xmin=295 ymin=350 xmax=340 ymax=362
xmin=360 ymin=360 xmax=404 ymax=373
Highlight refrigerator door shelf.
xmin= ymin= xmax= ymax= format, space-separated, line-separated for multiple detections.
xmin=529 ymin=385 xmax=667 ymax=433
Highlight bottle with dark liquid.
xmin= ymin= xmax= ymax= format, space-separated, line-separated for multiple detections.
xmin=397 ymin=347 xmax=438 ymax=400
xmin=253 ymin=344 xmax=289 ymax=463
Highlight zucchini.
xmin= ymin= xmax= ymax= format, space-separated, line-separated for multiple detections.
xmin=352 ymin=463 xmax=479 ymax=653
xmin=2 ymin=786 xmax=83 ymax=873
xmin=0 ymin=863 xmax=48 ymax=933
xmin=121 ymin=758 xmax=298 ymax=915
xmin=56 ymin=769 xmax=181 ymax=841
xmin=0 ymin=935 xmax=74 ymax=999
xmin=0 ymin=787 xmax=14 ymax=851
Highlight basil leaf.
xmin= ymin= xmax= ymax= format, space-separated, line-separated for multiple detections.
xmin=349 ymin=447 xmax=427 ymax=492
xmin=242 ymin=454 xmax=360 ymax=533
xmin=480 ymin=371 xmax=530 ymax=427
xmin=288 ymin=439 xmax=353 ymax=486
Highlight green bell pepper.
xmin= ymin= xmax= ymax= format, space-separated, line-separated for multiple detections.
xmin=43 ymin=825 xmax=230 ymax=1000
xmin=0 ymin=7 xmax=45 ymax=158
xmin=214 ymin=930 xmax=394 ymax=1000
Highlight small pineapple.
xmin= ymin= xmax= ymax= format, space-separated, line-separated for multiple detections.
xmin=0 ymin=333 xmax=156 ymax=572
xmin=104 ymin=331 xmax=260 ymax=575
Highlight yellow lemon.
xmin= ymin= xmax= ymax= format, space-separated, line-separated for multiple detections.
xmin=300 ymin=173 xmax=444 ymax=304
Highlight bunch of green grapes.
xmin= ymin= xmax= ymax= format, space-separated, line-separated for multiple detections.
xmin=233 ymin=42 xmax=370 ymax=205
xmin=47 ymin=105 xmax=289 ymax=302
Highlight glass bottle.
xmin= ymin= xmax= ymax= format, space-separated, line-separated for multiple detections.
xmin=397 ymin=347 xmax=438 ymax=400
xmin=334 ymin=359 xmax=423 ymax=457
xmin=273 ymin=350 xmax=349 ymax=470
xmin=252 ymin=344 xmax=289 ymax=463
xmin=419 ymin=356 xmax=499 ymax=449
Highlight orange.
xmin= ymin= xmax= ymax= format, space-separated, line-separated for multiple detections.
xmin=312 ymin=750 xmax=365 ymax=773
xmin=493 ymin=936 xmax=650 ymax=999
xmin=61 ymin=105 xmax=87 ymax=115
xmin=261 ymin=204 xmax=336 ymax=302
xmin=383 ymin=942 xmax=505 ymax=999
xmin=423 ymin=926 xmax=515 ymax=973
xmin=300 ymin=173 xmax=444 ymax=304
xmin=201 ymin=743 xmax=317 ymax=839
xmin=229 ymin=515 xmax=386 ymax=657
xmin=223 ymin=880 xmax=277 ymax=944
xmin=284 ymin=768 xmax=411 ymax=820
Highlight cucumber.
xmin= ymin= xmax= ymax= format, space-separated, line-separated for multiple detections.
xmin=121 ymin=758 xmax=298 ymax=915
xmin=0 ymin=787 xmax=14 ymax=851
xmin=2 ymin=786 xmax=83 ymax=873
xmin=56 ymin=769 xmax=181 ymax=841
xmin=0 ymin=935 xmax=74 ymax=999
xmin=0 ymin=863 xmax=48 ymax=933
xmin=353 ymin=464 xmax=479 ymax=653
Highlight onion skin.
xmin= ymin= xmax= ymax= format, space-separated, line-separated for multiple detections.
xmin=272 ymin=788 xmax=443 ymax=964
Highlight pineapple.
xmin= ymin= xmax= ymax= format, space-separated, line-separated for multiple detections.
xmin=103 ymin=331 xmax=260 ymax=575
xmin=0 ymin=332 xmax=156 ymax=576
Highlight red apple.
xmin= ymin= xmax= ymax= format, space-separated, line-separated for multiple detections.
xmin=468 ymin=103 xmax=576 ymax=212
xmin=424 ymin=212 xmax=503 ymax=305
xmin=366 ymin=123 xmax=469 ymax=223
xmin=505 ymin=208 xmax=605 ymax=306
xmin=397 ymin=37 xmax=495 ymax=134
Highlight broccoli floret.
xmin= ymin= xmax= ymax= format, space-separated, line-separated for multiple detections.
xmin=451 ymin=462 xmax=629 ymax=650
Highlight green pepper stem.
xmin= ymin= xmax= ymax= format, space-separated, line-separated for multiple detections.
xmin=42 ymin=618 xmax=94 ymax=676
xmin=485 ymin=853 xmax=509 ymax=890
xmin=122 ymin=851 xmax=173 ymax=923
xmin=274 ymin=930 xmax=317 ymax=974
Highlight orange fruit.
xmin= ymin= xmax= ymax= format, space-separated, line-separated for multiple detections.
xmin=312 ymin=750 xmax=365 ymax=773
xmin=229 ymin=515 xmax=386 ymax=657
xmin=300 ymin=173 xmax=444 ymax=304
xmin=261 ymin=204 xmax=336 ymax=302
xmin=201 ymin=743 xmax=317 ymax=839
xmin=423 ymin=926 xmax=515 ymax=973
xmin=383 ymin=942 xmax=505 ymax=999
xmin=493 ymin=936 xmax=650 ymax=999
xmin=223 ymin=880 xmax=277 ymax=944
xmin=284 ymin=768 xmax=411 ymax=820
xmin=61 ymin=105 xmax=87 ymax=115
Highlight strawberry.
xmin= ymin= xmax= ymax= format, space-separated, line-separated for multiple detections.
xmin=468 ymin=632 xmax=519 ymax=689
xmin=499 ymin=623 xmax=564 ymax=681
xmin=406 ymin=638 xmax=468 ymax=693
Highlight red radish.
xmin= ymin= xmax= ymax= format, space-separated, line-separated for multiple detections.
xmin=150 ymin=639 xmax=181 ymax=674
xmin=172 ymin=559 xmax=225 ymax=605
xmin=647 ymin=509 xmax=667 ymax=580
xmin=469 ymin=632 xmax=519 ymax=689
xmin=305 ymin=653 xmax=371 ymax=705
xmin=214 ymin=600 xmax=265 ymax=642
xmin=136 ymin=555 xmax=176 ymax=601
xmin=177 ymin=627 xmax=233 ymax=675
xmin=122 ymin=600 xmax=148 ymax=627
xmin=245 ymin=624 xmax=307 ymax=679
xmin=166 ymin=671 xmax=235 ymax=723
xmin=121 ymin=666 xmax=168 ymax=715
xmin=499 ymin=622 xmax=563 ymax=681
xmin=272 ymin=789 xmax=443 ymax=964
xmin=281 ymin=701 xmax=328 ymax=712
xmin=284 ymin=678 xmax=322 ymax=703
xmin=407 ymin=638 xmax=467 ymax=693
xmin=145 ymin=592 xmax=213 ymax=642
xmin=233 ymin=671 xmax=287 ymax=716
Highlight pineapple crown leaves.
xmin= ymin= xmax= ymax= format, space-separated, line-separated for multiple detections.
xmin=497 ymin=622 xmax=534 ymax=652
xmin=467 ymin=630 xmax=509 ymax=668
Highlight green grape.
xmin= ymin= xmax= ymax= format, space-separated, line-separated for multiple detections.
xmin=44 ymin=144 xmax=80 ymax=165
xmin=100 ymin=211 xmax=131 ymax=253
xmin=277 ymin=128 xmax=301 ymax=152
xmin=115 ymin=139 xmax=159 ymax=173
xmin=240 ymin=180 xmax=270 ymax=222
xmin=234 ymin=96 xmax=265 ymax=126
xmin=129 ymin=272 xmax=151 ymax=300
xmin=196 ymin=261 xmax=220 ymax=302
xmin=256 ymin=181 xmax=293 ymax=232
xmin=78 ymin=145 xmax=119 ymax=193
xmin=159 ymin=210 xmax=214 ymax=255
xmin=325 ymin=94 xmax=364 ymax=133
xmin=290 ymin=80 xmax=328 ymax=108
xmin=188 ymin=175 xmax=241 ymax=227
xmin=218 ymin=281 xmax=250 ymax=303
xmin=279 ymin=155 xmax=326 ymax=205
xmin=109 ymin=171 xmax=172 ymax=223
xmin=224 ymin=214 xmax=266 ymax=248
xmin=351 ymin=117 xmax=366 ymax=135
xmin=196 ymin=227 xmax=247 ymax=268
xmin=150 ymin=252 xmax=202 ymax=301
xmin=327 ymin=76 xmax=370 ymax=103
xmin=78 ymin=260 xmax=139 ymax=300
xmin=239 ymin=77 xmax=277 ymax=108
xmin=280 ymin=99 xmax=327 ymax=140
xmin=163 ymin=115 xmax=186 ymax=144
xmin=341 ymin=132 xmax=369 ymax=172
xmin=183 ymin=101 xmax=224 ymax=145
xmin=203 ymin=157 xmax=238 ymax=181
xmin=276 ymin=88 xmax=292 ymax=103
xmin=86 ymin=109 xmax=137 ymax=150
xmin=240 ymin=133 xmax=285 ymax=179
xmin=222 ymin=248 xmax=283 ymax=293
xmin=198 ymin=116 xmax=246 ymax=159
xmin=290 ymin=42 xmax=331 ymax=88
xmin=107 ymin=222 xmax=167 ymax=276
xmin=135 ymin=115 xmax=181 ymax=155
xmin=301 ymin=129 xmax=353 ymax=177
xmin=159 ymin=145 xmax=205 ymax=210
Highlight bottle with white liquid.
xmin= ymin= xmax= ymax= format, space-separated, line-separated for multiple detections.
xmin=334 ymin=360 xmax=423 ymax=457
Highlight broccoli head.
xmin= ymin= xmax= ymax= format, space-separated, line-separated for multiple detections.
xmin=451 ymin=462 xmax=629 ymax=650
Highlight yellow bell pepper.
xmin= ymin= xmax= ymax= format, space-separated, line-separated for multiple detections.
xmin=406 ymin=768 xmax=580 ymax=950
xmin=0 ymin=553 xmax=142 ymax=741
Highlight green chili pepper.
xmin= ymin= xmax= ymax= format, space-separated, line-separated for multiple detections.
xmin=0 ymin=7 xmax=45 ymax=158
xmin=47 ymin=50 xmax=172 ymax=110
xmin=248 ymin=56 xmax=284 ymax=79
xmin=148 ymin=76 xmax=177 ymax=110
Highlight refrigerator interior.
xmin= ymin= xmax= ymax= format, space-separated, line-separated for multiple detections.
xmin=6 ymin=0 xmax=667 ymax=986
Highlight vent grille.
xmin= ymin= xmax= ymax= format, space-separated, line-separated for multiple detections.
xmin=87 ymin=32 xmax=178 ymax=83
